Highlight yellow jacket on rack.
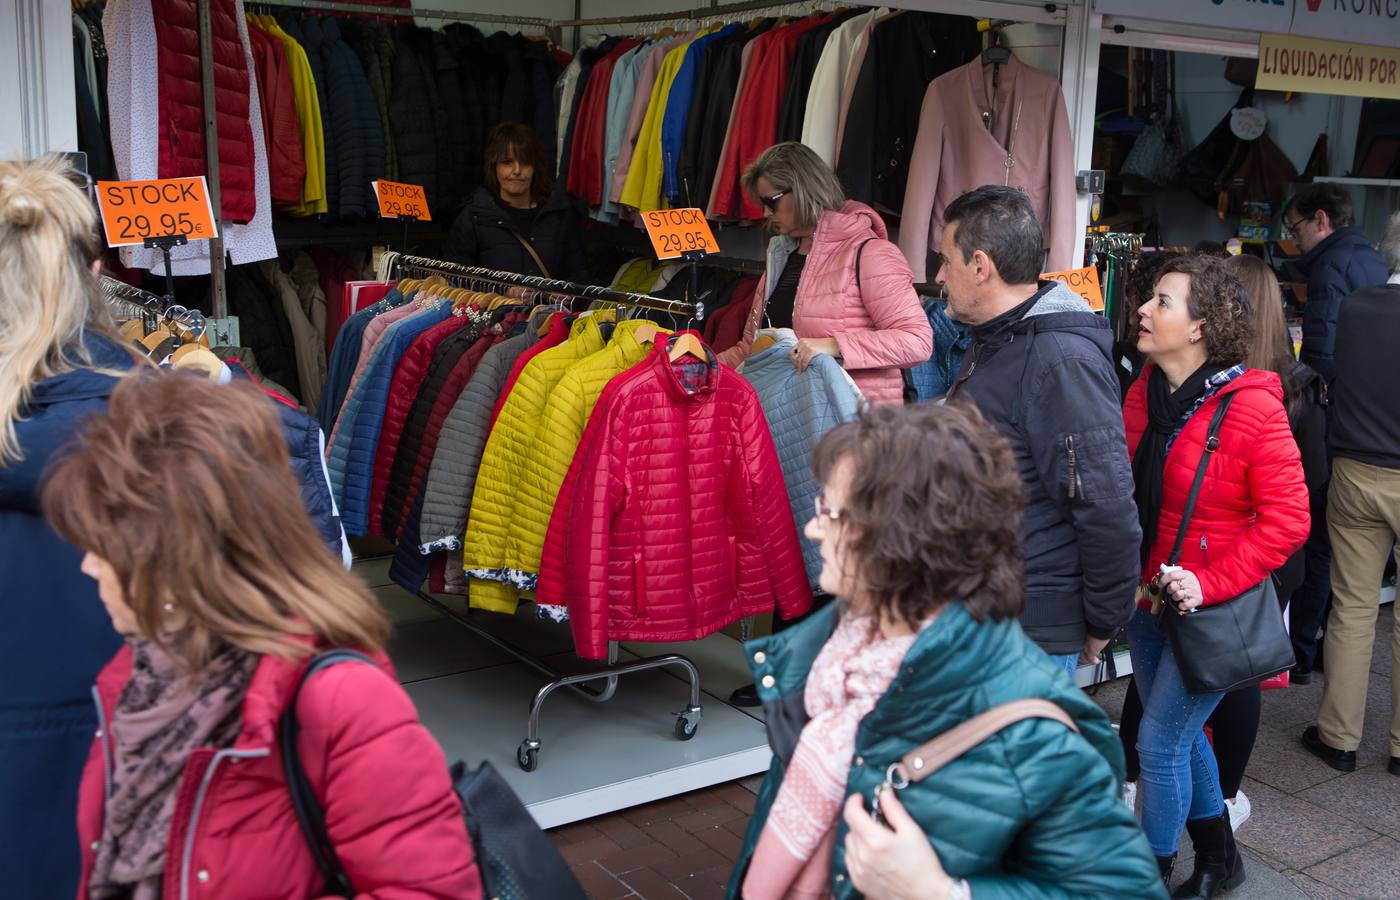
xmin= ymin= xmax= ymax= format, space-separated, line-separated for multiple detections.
xmin=618 ymin=27 xmax=715 ymax=213
xmin=499 ymin=319 xmax=668 ymax=590
xmin=256 ymin=15 xmax=327 ymax=215
xmin=461 ymin=312 xmax=613 ymax=613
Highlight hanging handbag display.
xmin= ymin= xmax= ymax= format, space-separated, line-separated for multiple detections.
xmin=280 ymin=649 xmax=588 ymax=900
xmin=1157 ymin=395 xmax=1296 ymax=694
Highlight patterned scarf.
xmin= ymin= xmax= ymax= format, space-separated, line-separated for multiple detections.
xmin=743 ymin=613 xmax=919 ymax=900
xmin=89 ymin=638 xmax=258 ymax=900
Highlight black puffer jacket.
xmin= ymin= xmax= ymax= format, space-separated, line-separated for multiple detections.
xmin=227 ymin=264 xmax=303 ymax=403
xmin=319 ymin=17 xmax=385 ymax=218
xmin=390 ymin=25 xmax=443 ymax=210
xmin=285 ymin=14 xmax=336 ymax=217
xmin=343 ymin=20 xmax=397 ymax=181
xmin=449 ymin=25 xmax=501 ymax=135
xmin=946 ymin=284 xmax=1142 ymax=654
xmin=445 ymin=185 xmax=587 ymax=281
xmin=431 ymin=31 xmax=470 ymax=215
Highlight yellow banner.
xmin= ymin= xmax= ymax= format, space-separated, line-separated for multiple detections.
xmin=1256 ymin=33 xmax=1400 ymax=100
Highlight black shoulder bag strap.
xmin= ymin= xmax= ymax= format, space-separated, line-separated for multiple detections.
xmin=279 ymin=648 xmax=379 ymax=899
xmin=1165 ymin=393 xmax=1235 ymax=567
xmin=854 ymin=237 xmax=874 ymax=289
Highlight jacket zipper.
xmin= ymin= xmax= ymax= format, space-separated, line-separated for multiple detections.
xmin=1003 ymin=100 xmax=1023 ymax=186
xmin=1065 ymin=436 xmax=1084 ymax=500
xmin=1200 ymin=535 xmax=1208 ymax=564
xmin=91 ymin=686 xmax=113 ymax=804
xmin=179 ymin=748 xmax=268 ymax=900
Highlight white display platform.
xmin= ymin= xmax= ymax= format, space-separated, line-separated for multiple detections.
xmin=360 ymin=560 xmax=772 ymax=829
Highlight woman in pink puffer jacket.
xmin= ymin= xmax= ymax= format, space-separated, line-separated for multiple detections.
xmin=717 ymin=143 xmax=931 ymax=405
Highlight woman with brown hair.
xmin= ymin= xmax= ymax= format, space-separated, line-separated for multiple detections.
xmin=43 ymin=374 xmax=482 ymax=900
xmin=0 ymin=154 xmax=141 ymax=898
xmin=727 ymin=403 xmax=1164 ymax=900
xmin=1122 ymin=253 xmax=1308 ymax=896
xmin=445 ymin=122 xmax=587 ymax=281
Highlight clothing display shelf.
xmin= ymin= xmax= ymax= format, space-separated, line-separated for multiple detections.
xmin=380 ymin=253 xmax=707 ymax=774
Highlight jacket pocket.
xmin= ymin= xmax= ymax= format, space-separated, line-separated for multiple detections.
xmin=1061 ymin=425 xmax=1132 ymax=504
xmin=632 ymin=552 xmax=646 ymax=617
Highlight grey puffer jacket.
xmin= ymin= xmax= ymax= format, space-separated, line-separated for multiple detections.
xmin=418 ymin=328 xmax=540 ymax=557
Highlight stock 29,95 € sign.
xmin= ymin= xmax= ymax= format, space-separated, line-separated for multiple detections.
xmin=641 ymin=208 xmax=721 ymax=260
xmin=95 ymin=176 xmax=218 ymax=247
xmin=374 ymin=180 xmax=432 ymax=221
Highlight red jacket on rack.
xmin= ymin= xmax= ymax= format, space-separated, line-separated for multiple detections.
xmin=76 ymin=642 xmax=482 ymax=900
xmin=567 ymin=38 xmax=641 ymax=205
xmin=247 ymin=21 xmax=306 ymax=207
xmin=1122 ymin=366 xmax=1309 ymax=608
xmin=538 ymin=335 xmax=811 ymax=659
xmin=152 ymin=0 xmax=257 ymax=223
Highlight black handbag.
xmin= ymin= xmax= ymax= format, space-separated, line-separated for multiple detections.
xmin=280 ymin=649 xmax=587 ymax=900
xmin=1159 ymin=395 xmax=1296 ymax=694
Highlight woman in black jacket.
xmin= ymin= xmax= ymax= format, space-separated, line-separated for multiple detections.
xmin=445 ymin=123 xmax=587 ymax=282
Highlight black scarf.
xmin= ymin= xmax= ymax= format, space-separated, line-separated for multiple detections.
xmin=1131 ymin=363 xmax=1226 ymax=565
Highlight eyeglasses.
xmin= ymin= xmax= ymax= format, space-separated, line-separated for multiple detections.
xmin=760 ymin=190 xmax=788 ymax=212
xmin=1282 ymin=217 xmax=1311 ymax=239
xmin=812 ymin=493 xmax=845 ymax=526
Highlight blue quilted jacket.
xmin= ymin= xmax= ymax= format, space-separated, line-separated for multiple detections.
xmin=317 ymin=291 xmax=402 ymax=433
xmin=729 ymin=601 xmax=1165 ymax=900
xmin=330 ymin=303 xmax=452 ymax=535
xmin=739 ymin=334 xmax=860 ymax=586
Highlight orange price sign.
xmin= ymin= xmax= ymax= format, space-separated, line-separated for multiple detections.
xmin=641 ymin=208 xmax=720 ymax=260
xmin=1041 ymin=266 xmax=1105 ymax=312
xmin=374 ymin=180 xmax=431 ymax=221
xmin=95 ymin=176 xmax=218 ymax=247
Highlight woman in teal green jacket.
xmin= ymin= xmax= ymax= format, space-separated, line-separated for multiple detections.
xmin=728 ymin=403 xmax=1165 ymax=900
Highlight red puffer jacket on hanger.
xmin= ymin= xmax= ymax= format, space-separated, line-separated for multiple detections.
xmin=538 ymin=335 xmax=812 ymax=659
xmin=151 ymin=0 xmax=257 ymax=223
xmin=1123 ymin=366 xmax=1309 ymax=606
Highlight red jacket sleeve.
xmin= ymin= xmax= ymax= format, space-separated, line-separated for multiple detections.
xmin=1196 ymin=399 xmax=1310 ymax=605
xmin=736 ymin=380 xmax=812 ymax=620
xmin=298 ymin=662 xmax=483 ymax=899
xmin=559 ymin=386 xmax=629 ymax=660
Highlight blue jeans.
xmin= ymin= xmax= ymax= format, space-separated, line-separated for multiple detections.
xmin=1129 ymin=607 xmax=1226 ymax=856
xmin=1050 ymin=653 xmax=1079 ymax=680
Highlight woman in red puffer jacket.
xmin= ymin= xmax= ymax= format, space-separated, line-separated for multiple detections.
xmin=42 ymin=374 xmax=481 ymax=900
xmin=1120 ymin=254 xmax=1308 ymax=899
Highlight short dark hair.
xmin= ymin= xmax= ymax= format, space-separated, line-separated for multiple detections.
xmin=942 ymin=186 xmax=1044 ymax=285
xmin=1285 ymin=182 xmax=1354 ymax=229
xmin=483 ymin=123 xmax=552 ymax=204
xmin=810 ymin=403 xmax=1025 ymax=628
xmin=1156 ymin=254 xmax=1254 ymax=366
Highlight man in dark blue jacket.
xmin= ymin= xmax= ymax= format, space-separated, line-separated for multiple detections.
xmin=939 ymin=186 xmax=1141 ymax=677
xmin=1284 ymin=182 xmax=1388 ymax=384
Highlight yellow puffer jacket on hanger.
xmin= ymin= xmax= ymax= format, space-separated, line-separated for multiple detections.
xmin=500 ymin=320 xmax=668 ymax=591
xmin=461 ymin=312 xmax=612 ymax=613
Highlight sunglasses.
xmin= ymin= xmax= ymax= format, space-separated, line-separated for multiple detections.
xmin=760 ymin=190 xmax=788 ymax=212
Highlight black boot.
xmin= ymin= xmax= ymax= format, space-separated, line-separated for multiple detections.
xmin=1157 ymin=854 xmax=1177 ymax=888
xmin=1172 ymin=812 xmax=1246 ymax=898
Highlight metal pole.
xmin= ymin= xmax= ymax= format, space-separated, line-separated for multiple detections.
xmin=198 ymin=0 xmax=227 ymax=318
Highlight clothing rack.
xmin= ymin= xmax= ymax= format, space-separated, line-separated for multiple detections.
xmin=374 ymin=254 xmax=708 ymax=772
xmin=102 ymin=275 xmax=211 ymax=341
xmin=250 ymin=0 xmax=559 ymax=35
xmin=389 ymin=254 xmax=708 ymax=322
xmin=1086 ymin=231 xmax=1145 ymax=256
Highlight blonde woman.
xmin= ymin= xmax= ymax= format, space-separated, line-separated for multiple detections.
xmin=0 ymin=155 xmax=141 ymax=898
xmin=43 ymin=374 xmax=482 ymax=899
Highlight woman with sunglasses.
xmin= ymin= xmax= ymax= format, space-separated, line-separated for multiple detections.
xmin=717 ymin=142 xmax=931 ymax=406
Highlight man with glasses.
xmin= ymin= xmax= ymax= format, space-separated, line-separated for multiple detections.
xmin=1283 ymin=183 xmax=1387 ymax=384
xmin=937 ymin=186 xmax=1140 ymax=681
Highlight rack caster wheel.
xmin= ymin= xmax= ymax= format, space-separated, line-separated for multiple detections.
xmin=517 ymin=741 xmax=540 ymax=772
xmin=674 ymin=706 xmax=702 ymax=741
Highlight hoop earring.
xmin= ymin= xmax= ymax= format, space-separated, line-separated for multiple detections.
xmin=162 ymin=603 xmax=175 ymax=613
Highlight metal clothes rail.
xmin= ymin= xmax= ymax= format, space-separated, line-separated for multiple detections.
xmin=250 ymin=0 xmax=558 ymax=32
xmin=389 ymin=254 xmax=707 ymax=321
xmin=373 ymin=255 xmax=711 ymax=772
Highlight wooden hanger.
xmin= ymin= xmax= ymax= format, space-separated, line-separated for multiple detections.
xmin=119 ymin=317 xmax=147 ymax=342
xmin=632 ymin=322 xmax=660 ymax=346
xmin=173 ymin=346 xmax=226 ymax=379
xmin=751 ymin=334 xmax=779 ymax=354
xmin=668 ymin=332 xmax=706 ymax=362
